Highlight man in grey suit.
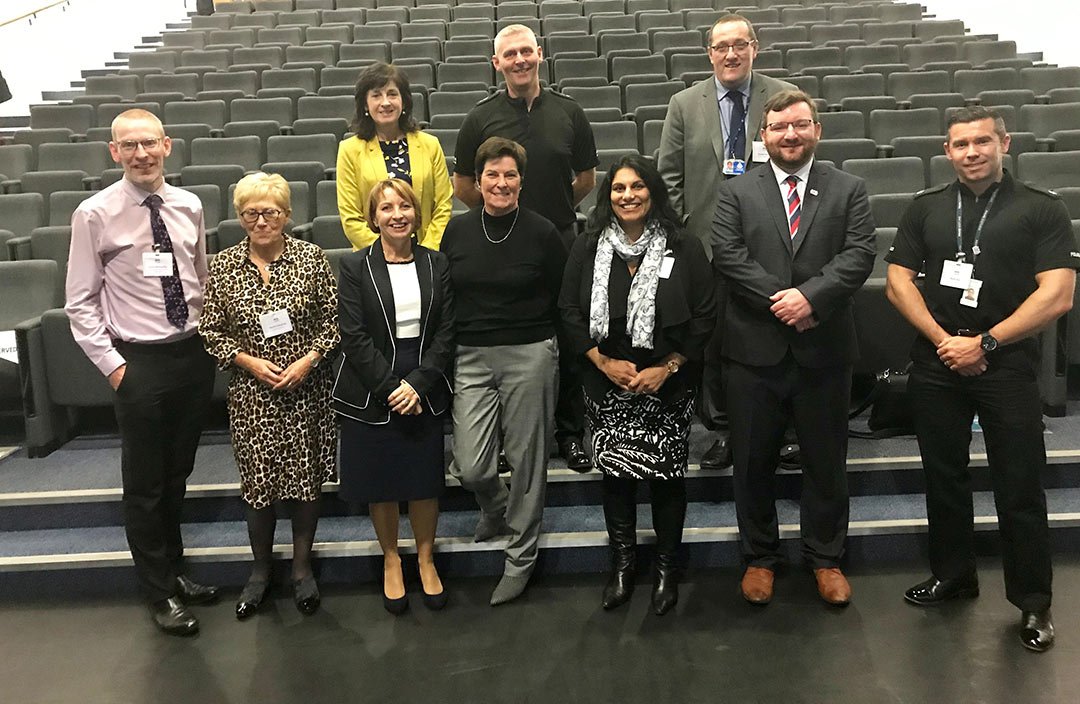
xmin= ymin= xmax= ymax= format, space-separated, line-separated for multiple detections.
xmin=658 ymin=14 xmax=795 ymax=469
xmin=712 ymin=90 xmax=875 ymax=607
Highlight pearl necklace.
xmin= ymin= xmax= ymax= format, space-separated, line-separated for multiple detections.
xmin=481 ymin=208 xmax=519 ymax=244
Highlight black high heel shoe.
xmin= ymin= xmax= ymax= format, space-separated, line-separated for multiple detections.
xmin=422 ymin=588 xmax=449 ymax=611
xmin=383 ymin=592 xmax=410 ymax=615
xmin=235 ymin=578 xmax=270 ymax=620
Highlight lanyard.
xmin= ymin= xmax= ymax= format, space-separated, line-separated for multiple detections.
xmin=954 ymin=188 xmax=998 ymax=262
xmin=720 ymin=95 xmax=746 ymax=159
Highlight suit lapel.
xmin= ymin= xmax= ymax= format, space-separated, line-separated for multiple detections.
xmin=756 ymin=167 xmax=794 ymax=256
xmin=367 ymin=241 xmax=396 ymax=337
xmin=417 ymin=245 xmax=433 ymax=331
xmin=699 ymin=80 xmax=726 ymax=170
xmin=792 ymin=162 xmax=827 ymax=256
xmin=745 ymin=72 xmax=768 ymax=161
xmin=365 ymin=137 xmax=389 ymax=182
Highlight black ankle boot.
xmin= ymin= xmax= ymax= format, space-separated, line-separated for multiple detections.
xmin=601 ymin=475 xmax=638 ymax=610
xmin=651 ymin=555 xmax=679 ymax=616
xmin=649 ymin=478 xmax=686 ymax=616
xmin=603 ymin=546 xmax=636 ymax=610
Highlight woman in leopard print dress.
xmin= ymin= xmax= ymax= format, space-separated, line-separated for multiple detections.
xmin=200 ymin=172 xmax=339 ymax=619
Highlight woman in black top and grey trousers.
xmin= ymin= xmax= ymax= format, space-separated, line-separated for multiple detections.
xmin=441 ymin=137 xmax=567 ymax=606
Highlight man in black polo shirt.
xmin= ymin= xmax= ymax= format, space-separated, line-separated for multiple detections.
xmin=454 ymin=23 xmax=599 ymax=471
xmin=886 ymin=106 xmax=1078 ymax=652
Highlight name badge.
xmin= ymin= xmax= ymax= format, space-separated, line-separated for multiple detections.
xmin=939 ymin=260 xmax=973 ymax=290
xmin=259 ymin=309 xmax=293 ymax=338
xmin=723 ymin=158 xmax=746 ymax=176
xmin=142 ymin=252 xmax=174 ymax=277
xmin=751 ymin=141 xmax=769 ymax=163
xmin=960 ymin=279 xmax=982 ymax=308
xmin=659 ymin=256 xmax=675 ymax=279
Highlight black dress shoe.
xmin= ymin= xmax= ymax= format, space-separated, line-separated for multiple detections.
xmin=699 ymin=437 xmax=731 ymax=470
xmin=1020 ymin=609 xmax=1054 ymax=652
xmin=903 ymin=574 xmax=979 ymax=606
xmin=778 ymin=444 xmax=802 ymax=470
xmin=175 ymin=575 xmax=220 ymax=605
xmin=150 ymin=597 xmax=198 ymax=636
xmin=559 ymin=439 xmax=592 ymax=473
xmin=293 ymin=575 xmax=320 ymax=615
xmin=235 ymin=579 xmax=269 ymax=621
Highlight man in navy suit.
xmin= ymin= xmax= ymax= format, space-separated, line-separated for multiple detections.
xmin=712 ymin=89 xmax=875 ymax=606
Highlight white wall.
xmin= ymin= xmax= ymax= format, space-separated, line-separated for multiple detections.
xmin=920 ymin=1 xmax=1076 ymax=66
xmin=0 ymin=0 xmax=192 ymax=117
xmin=0 ymin=0 xmax=1076 ymax=119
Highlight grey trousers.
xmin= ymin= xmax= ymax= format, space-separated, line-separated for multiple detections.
xmin=450 ymin=337 xmax=557 ymax=577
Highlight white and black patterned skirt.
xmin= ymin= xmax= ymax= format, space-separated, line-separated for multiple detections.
xmin=584 ymin=387 xmax=696 ymax=480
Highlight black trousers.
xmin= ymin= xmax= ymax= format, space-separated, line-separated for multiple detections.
xmin=697 ymin=278 xmax=727 ymax=431
xmin=724 ymin=355 xmax=851 ymax=569
xmin=909 ymin=358 xmax=1052 ymax=612
xmin=113 ymin=336 xmax=215 ymax=602
xmin=555 ymin=222 xmax=584 ymax=444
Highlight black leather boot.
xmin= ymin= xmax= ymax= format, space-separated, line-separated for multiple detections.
xmin=601 ymin=476 xmax=637 ymax=610
xmin=650 ymin=478 xmax=687 ymax=616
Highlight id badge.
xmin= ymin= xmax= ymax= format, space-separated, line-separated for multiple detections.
xmin=259 ymin=309 xmax=293 ymax=338
xmin=659 ymin=256 xmax=675 ymax=279
xmin=142 ymin=251 xmax=174 ymax=277
xmin=751 ymin=141 xmax=769 ymax=163
xmin=960 ymin=279 xmax=982 ymax=308
xmin=723 ymin=158 xmax=746 ymax=176
xmin=939 ymin=260 xmax=973 ymax=289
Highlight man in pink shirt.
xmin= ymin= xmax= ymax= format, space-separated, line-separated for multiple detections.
xmin=66 ymin=109 xmax=219 ymax=636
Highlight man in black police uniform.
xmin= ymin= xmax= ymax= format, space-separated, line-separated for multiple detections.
xmin=454 ymin=23 xmax=599 ymax=472
xmin=886 ymin=106 xmax=1077 ymax=652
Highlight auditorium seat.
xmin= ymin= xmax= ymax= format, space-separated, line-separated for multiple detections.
xmin=821 ymin=73 xmax=884 ymax=108
xmin=1016 ymin=152 xmax=1080 ymax=190
xmin=230 ymin=96 xmax=294 ymax=126
xmin=146 ymin=73 xmax=201 ymax=99
xmin=1020 ymin=103 xmax=1080 ymax=141
xmin=815 ymin=138 xmax=878 ymax=164
xmin=48 ymin=192 xmax=93 ymax=227
xmin=1 ymin=260 xmax=62 ymax=431
xmin=7 ymin=225 xmax=71 ymax=301
xmin=311 ymin=215 xmax=349 ymax=249
xmin=842 ymin=157 xmax=925 ymax=196
xmin=1049 ymin=129 xmax=1080 ymax=152
xmin=869 ymin=108 xmax=940 ymax=146
xmin=29 ymin=105 xmax=95 ymax=137
xmin=1048 ymin=88 xmax=1080 ymax=104
xmin=192 ymin=135 xmax=263 ymax=171
xmin=315 ymin=179 xmax=338 ymax=218
xmin=0 ymin=145 xmax=35 ymax=185
xmin=869 ymin=193 xmax=914 ymax=229
xmin=180 ymin=164 xmax=246 ymax=217
xmin=845 ymin=45 xmax=900 ymax=71
xmin=852 ymin=277 xmax=918 ymax=376
xmin=976 ymin=89 xmax=1037 ymax=112
xmin=953 ymin=68 xmax=1021 ymax=100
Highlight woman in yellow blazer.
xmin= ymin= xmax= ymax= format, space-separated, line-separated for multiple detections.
xmin=336 ymin=62 xmax=453 ymax=250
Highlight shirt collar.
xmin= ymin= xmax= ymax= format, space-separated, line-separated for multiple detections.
xmin=714 ymin=74 xmax=751 ymax=101
xmin=504 ymin=86 xmax=545 ymax=110
xmin=770 ymin=157 xmax=814 ymax=188
xmin=237 ymin=233 xmax=296 ymax=270
xmin=955 ymin=169 xmax=1012 ymax=201
xmin=119 ymin=177 xmax=167 ymax=207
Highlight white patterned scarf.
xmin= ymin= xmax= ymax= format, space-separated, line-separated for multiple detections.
xmin=589 ymin=219 xmax=667 ymax=349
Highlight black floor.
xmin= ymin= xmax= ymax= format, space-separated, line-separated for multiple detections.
xmin=2 ymin=556 xmax=1077 ymax=704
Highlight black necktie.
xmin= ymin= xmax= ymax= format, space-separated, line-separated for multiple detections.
xmin=726 ymin=90 xmax=746 ymax=160
xmin=143 ymin=194 xmax=189 ymax=329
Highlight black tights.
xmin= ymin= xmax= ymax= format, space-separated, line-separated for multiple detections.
xmin=245 ymin=498 xmax=321 ymax=582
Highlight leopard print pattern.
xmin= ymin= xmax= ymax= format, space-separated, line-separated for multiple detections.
xmin=200 ymin=235 xmax=340 ymax=509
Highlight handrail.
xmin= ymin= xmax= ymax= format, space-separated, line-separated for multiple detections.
xmin=0 ymin=0 xmax=71 ymax=29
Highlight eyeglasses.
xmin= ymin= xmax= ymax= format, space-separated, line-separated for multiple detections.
xmin=239 ymin=209 xmax=285 ymax=224
xmin=116 ymin=138 xmax=162 ymax=153
xmin=764 ymin=119 xmax=817 ymax=133
xmin=709 ymin=40 xmax=755 ymax=54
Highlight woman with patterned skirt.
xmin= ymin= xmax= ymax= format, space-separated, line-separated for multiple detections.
xmin=200 ymin=172 xmax=339 ymax=618
xmin=559 ymin=155 xmax=716 ymax=615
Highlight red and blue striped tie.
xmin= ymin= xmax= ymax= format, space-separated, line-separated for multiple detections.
xmin=785 ymin=174 xmax=801 ymax=239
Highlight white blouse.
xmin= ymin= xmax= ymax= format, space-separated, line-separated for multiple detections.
xmin=387 ymin=262 xmax=421 ymax=339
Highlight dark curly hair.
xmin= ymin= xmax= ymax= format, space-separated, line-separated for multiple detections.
xmin=350 ymin=62 xmax=420 ymax=140
xmin=583 ymin=154 xmax=682 ymax=243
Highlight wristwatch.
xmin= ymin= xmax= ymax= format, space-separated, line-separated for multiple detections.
xmin=980 ymin=333 xmax=999 ymax=352
xmin=307 ymin=351 xmax=322 ymax=368
xmin=665 ymin=359 xmax=681 ymax=375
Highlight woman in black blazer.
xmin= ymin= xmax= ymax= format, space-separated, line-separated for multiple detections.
xmin=560 ymin=155 xmax=716 ymax=616
xmin=333 ymin=178 xmax=454 ymax=614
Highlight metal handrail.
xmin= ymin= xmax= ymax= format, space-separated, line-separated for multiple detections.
xmin=0 ymin=0 xmax=71 ymax=29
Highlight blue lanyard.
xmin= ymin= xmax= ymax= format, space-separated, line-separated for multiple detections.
xmin=954 ymin=188 xmax=998 ymax=262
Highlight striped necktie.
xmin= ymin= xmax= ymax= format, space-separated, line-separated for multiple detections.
xmin=785 ymin=174 xmax=801 ymax=239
